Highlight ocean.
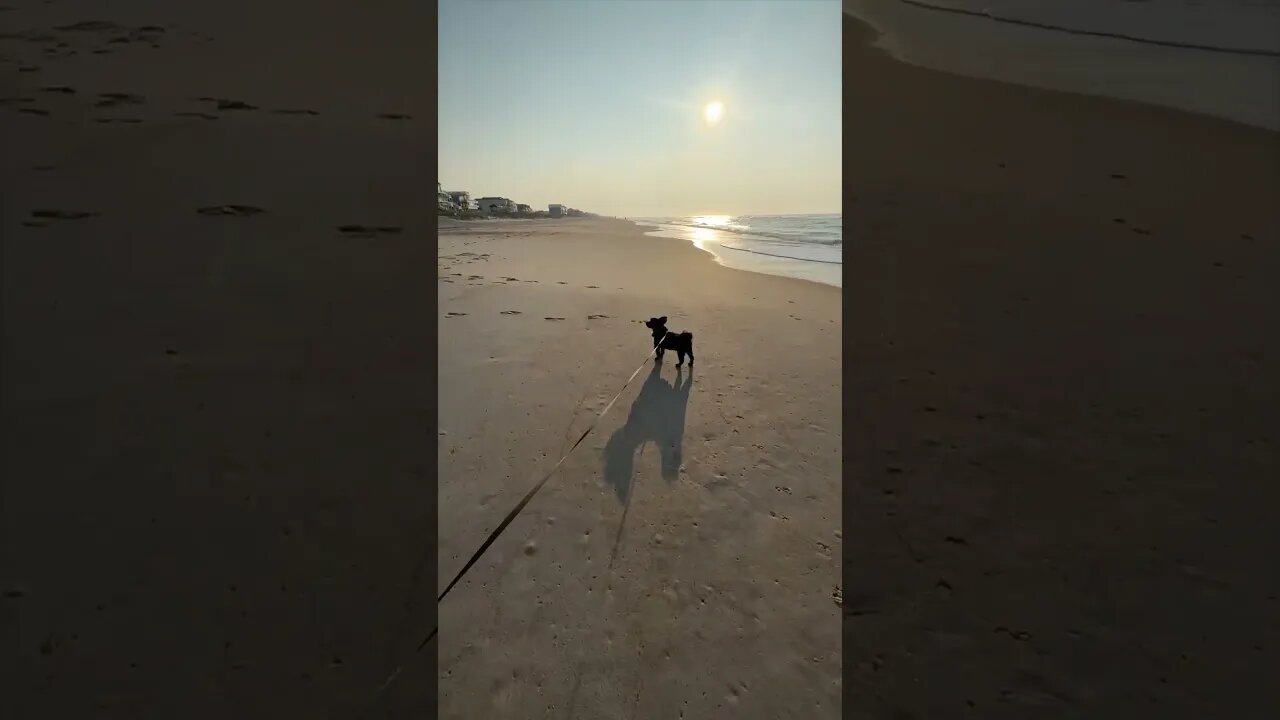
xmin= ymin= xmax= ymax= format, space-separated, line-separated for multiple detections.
xmin=634 ymin=214 xmax=842 ymax=288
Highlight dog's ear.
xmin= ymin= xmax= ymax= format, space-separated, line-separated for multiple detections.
xmin=644 ymin=318 xmax=655 ymax=328
xmin=657 ymin=316 xmax=668 ymax=325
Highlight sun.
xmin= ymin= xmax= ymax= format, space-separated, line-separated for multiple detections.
xmin=703 ymin=100 xmax=724 ymax=125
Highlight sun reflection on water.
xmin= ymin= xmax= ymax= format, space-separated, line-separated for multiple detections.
xmin=693 ymin=215 xmax=732 ymax=227
xmin=690 ymin=226 xmax=716 ymax=251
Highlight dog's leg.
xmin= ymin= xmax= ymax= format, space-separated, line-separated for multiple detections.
xmin=687 ymin=344 xmax=694 ymax=365
xmin=676 ymin=350 xmax=685 ymax=367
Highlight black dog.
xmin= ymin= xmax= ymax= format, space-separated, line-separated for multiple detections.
xmin=644 ymin=316 xmax=694 ymax=366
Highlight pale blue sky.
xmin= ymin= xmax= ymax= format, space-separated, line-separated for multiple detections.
xmin=439 ymin=0 xmax=841 ymax=218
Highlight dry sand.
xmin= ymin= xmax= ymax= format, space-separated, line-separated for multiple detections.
xmin=436 ymin=218 xmax=842 ymax=718
xmin=3 ymin=1 xmax=434 ymax=717
xmin=845 ymin=7 xmax=1279 ymax=718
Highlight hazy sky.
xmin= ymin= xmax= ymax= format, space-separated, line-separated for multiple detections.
xmin=438 ymin=0 xmax=841 ymax=218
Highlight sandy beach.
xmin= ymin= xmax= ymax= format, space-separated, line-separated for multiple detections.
xmin=437 ymin=218 xmax=842 ymax=718
xmin=7 ymin=0 xmax=1276 ymax=716
xmin=845 ymin=5 xmax=1279 ymax=718
xmin=3 ymin=1 xmax=435 ymax=717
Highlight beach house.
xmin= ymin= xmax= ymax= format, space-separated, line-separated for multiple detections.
xmin=516 ymin=203 xmax=532 ymax=214
xmin=548 ymin=204 xmax=565 ymax=218
xmin=447 ymin=190 xmax=472 ymax=212
xmin=437 ymin=182 xmax=454 ymax=211
xmin=476 ymin=197 xmax=516 ymax=214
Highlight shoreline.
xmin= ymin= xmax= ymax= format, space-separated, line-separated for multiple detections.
xmin=894 ymin=0 xmax=1280 ymax=57
xmin=441 ymin=215 xmax=846 ymax=291
xmin=634 ymin=219 xmax=844 ymax=290
xmin=639 ymin=226 xmax=844 ymax=290
xmin=845 ymin=0 xmax=1280 ymax=131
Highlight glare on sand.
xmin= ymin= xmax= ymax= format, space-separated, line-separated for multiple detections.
xmin=703 ymin=100 xmax=724 ymax=125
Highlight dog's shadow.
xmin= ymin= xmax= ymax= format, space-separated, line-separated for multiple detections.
xmin=602 ymin=361 xmax=693 ymax=503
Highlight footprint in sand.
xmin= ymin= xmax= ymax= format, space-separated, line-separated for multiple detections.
xmin=445 ymin=312 xmax=467 ymax=318
xmin=544 ymin=317 xmax=565 ymax=321
xmin=18 ymin=108 xmax=50 ymax=116
xmin=994 ymin=626 xmax=1032 ymax=642
xmin=93 ymin=118 xmax=143 ymax=124
xmin=39 ymin=86 xmax=75 ymax=94
xmin=587 ymin=314 xmax=609 ymax=320
xmin=55 ymin=20 xmax=123 ymax=32
xmin=31 ymin=209 xmax=97 ymax=220
xmin=197 ymin=205 xmax=265 ymax=217
xmin=96 ymin=92 xmax=144 ymax=107
xmin=337 ymin=225 xmax=402 ymax=238
xmin=174 ymin=111 xmax=218 ymax=120
xmin=586 ymin=285 xmax=599 ymax=289
xmin=500 ymin=310 xmax=522 ymax=315
xmin=216 ymin=100 xmax=257 ymax=111
xmin=273 ymin=108 xmax=320 ymax=116
xmin=557 ymin=281 xmax=567 ymax=285
xmin=377 ymin=113 xmax=412 ymax=120
xmin=1131 ymin=227 xmax=1152 ymax=236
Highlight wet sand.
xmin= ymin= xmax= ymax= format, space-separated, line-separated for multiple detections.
xmin=845 ymin=0 xmax=1280 ymax=130
xmin=845 ymin=6 xmax=1279 ymax=718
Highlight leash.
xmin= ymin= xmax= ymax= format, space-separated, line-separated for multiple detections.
xmin=368 ymin=341 xmax=664 ymax=704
